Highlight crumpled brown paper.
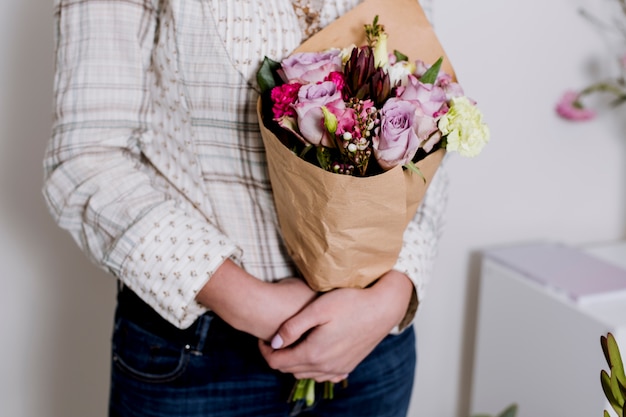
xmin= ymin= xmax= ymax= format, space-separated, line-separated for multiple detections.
xmin=258 ymin=0 xmax=453 ymax=291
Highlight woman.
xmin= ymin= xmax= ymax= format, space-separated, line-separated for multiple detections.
xmin=43 ymin=0 xmax=447 ymax=415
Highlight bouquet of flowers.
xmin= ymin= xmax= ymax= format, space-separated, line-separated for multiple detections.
xmin=257 ymin=0 xmax=489 ymax=293
xmin=556 ymin=0 xmax=626 ymax=121
xmin=255 ymin=0 xmax=489 ymax=409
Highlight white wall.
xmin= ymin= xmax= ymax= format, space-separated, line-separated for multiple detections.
xmin=0 ymin=0 xmax=623 ymax=416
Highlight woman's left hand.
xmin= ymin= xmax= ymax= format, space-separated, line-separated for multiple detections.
xmin=258 ymin=270 xmax=414 ymax=382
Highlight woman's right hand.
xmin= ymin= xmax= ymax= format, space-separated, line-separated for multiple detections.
xmin=195 ymin=259 xmax=317 ymax=341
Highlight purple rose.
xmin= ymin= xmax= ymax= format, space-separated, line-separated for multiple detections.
xmin=281 ymin=50 xmax=343 ymax=84
xmin=438 ymin=77 xmax=465 ymax=101
xmin=295 ymin=81 xmax=345 ymax=147
xmin=398 ymin=74 xmax=447 ymax=117
xmin=373 ymin=98 xmax=420 ymax=170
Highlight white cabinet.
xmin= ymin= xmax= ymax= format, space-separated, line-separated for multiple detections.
xmin=470 ymin=241 xmax=626 ymax=417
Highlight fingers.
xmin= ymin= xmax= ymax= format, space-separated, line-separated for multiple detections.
xmin=258 ymin=337 xmax=353 ymax=377
xmin=270 ymin=302 xmax=328 ymax=349
xmin=259 ymin=340 xmax=349 ymax=383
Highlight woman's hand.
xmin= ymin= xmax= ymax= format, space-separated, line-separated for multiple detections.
xmin=196 ymin=259 xmax=317 ymax=341
xmin=258 ymin=270 xmax=413 ymax=382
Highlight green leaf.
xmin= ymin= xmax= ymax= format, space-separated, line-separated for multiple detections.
xmin=610 ymin=368 xmax=625 ymax=412
xmin=316 ymin=147 xmax=332 ymax=171
xmin=497 ymin=403 xmax=518 ymax=417
xmin=393 ymin=50 xmax=408 ymax=62
xmin=299 ymin=144 xmax=314 ymax=159
xmin=257 ymin=56 xmax=282 ymax=94
xmin=603 ymin=370 xmax=624 ymax=416
xmin=419 ymin=56 xmax=443 ymax=85
xmin=405 ymin=161 xmax=426 ymax=183
xmin=608 ymin=333 xmax=626 ymax=388
xmin=603 ymin=335 xmax=612 ymax=368
xmin=604 ymin=410 xmax=611 ymax=417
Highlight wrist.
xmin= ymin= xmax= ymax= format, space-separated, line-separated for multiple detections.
xmin=372 ymin=270 xmax=414 ymax=327
xmin=195 ymin=259 xmax=265 ymax=331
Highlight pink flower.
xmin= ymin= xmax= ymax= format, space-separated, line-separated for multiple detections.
xmin=555 ymin=91 xmax=596 ymax=121
xmin=325 ymin=71 xmax=346 ymax=95
xmin=438 ymin=77 xmax=465 ymax=101
xmin=334 ymin=107 xmax=357 ymax=137
xmin=294 ymin=81 xmax=345 ymax=147
xmin=414 ymin=106 xmax=442 ymax=152
xmin=373 ymin=98 xmax=420 ymax=170
xmin=270 ymin=82 xmax=302 ymax=119
xmin=398 ymin=74 xmax=447 ymax=117
xmin=281 ymin=50 xmax=343 ymax=84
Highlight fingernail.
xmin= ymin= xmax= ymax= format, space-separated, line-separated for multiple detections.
xmin=271 ymin=334 xmax=284 ymax=349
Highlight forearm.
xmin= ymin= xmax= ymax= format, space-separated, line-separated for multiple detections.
xmin=370 ymin=269 xmax=415 ymax=330
xmin=196 ymin=259 xmax=267 ymax=334
xmin=196 ymin=259 xmax=317 ymax=341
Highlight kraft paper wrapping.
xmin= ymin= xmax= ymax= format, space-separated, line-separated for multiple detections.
xmin=258 ymin=0 xmax=452 ymax=291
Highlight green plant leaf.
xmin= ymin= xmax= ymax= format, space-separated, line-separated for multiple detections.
xmin=316 ymin=147 xmax=332 ymax=171
xmin=603 ymin=335 xmax=612 ymax=368
xmin=604 ymin=411 xmax=611 ymax=417
xmin=610 ymin=368 xmax=625 ymax=412
xmin=257 ymin=56 xmax=282 ymax=94
xmin=404 ymin=161 xmax=426 ymax=183
xmin=608 ymin=333 xmax=626 ymax=388
xmin=497 ymin=403 xmax=518 ymax=417
xmin=603 ymin=370 xmax=619 ymax=408
xmin=393 ymin=50 xmax=408 ymax=62
xmin=299 ymin=144 xmax=314 ymax=159
xmin=603 ymin=369 xmax=624 ymax=416
xmin=419 ymin=56 xmax=443 ymax=85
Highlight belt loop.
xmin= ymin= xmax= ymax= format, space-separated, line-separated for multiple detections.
xmin=193 ymin=313 xmax=213 ymax=352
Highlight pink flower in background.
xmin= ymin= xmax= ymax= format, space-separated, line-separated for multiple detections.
xmin=555 ymin=91 xmax=596 ymax=121
xmin=556 ymin=1 xmax=626 ymax=121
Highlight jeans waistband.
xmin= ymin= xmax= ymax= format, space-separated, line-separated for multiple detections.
xmin=115 ymin=284 xmax=215 ymax=346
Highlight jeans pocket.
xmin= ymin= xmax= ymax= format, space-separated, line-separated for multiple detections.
xmin=112 ymin=317 xmax=190 ymax=384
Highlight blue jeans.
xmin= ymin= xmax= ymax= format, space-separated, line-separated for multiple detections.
xmin=109 ymin=288 xmax=416 ymax=417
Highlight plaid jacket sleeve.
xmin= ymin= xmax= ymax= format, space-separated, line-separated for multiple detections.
xmin=43 ymin=0 xmax=241 ymax=329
